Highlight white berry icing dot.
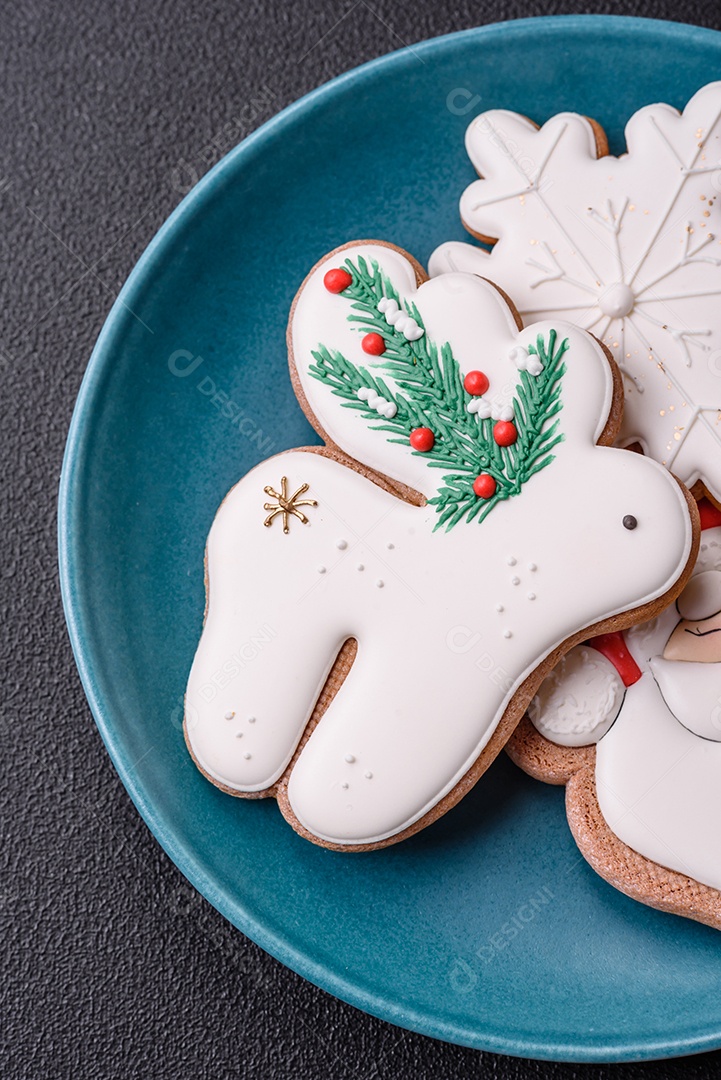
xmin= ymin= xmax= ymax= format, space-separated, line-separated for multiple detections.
xmin=511 ymin=576 xmax=520 ymax=586
xmin=527 ymin=592 xmax=537 ymax=601
xmin=364 ymin=771 xmax=373 ymax=779
xmin=598 ymin=282 xmax=635 ymax=319
xmin=248 ymin=716 xmax=256 ymax=724
xmin=341 ymin=782 xmax=349 ymax=790
xmin=386 ymin=542 xmax=394 ymax=550
xmin=336 ymin=538 xmax=348 ymax=550
xmin=344 ymin=753 xmax=355 ymax=763
xmin=357 ymin=385 xmax=397 ymax=419
xmin=357 ymin=563 xmax=365 ymax=571
xmin=496 ymin=603 xmax=504 ymax=612
xmin=235 ymin=732 xmax=243 ymax=739
xmin=224 ymin=711 xmax=235 ymax=720
xmin=510 ymin=343 xmax=544 ymax=377
xmin=243 ymin=752 xmax=251 ymax=760
xmin=528 ymin=563 xmax=537 ymax=572
xmin=506 ymin=555 xmax=517 ymax=566
xmin=503 ymin=629 xmax=513 ymax=639
xmin=376 ymin=579 xmax=384 ymax=588
xmin=317 ymin=565 xmax=327 ymax=574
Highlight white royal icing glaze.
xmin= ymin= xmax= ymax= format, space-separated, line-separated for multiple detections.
xmin=429 ymin=83 xmax=721 ymax=503
xmin=596 ymin=674 xmax=721 ymax=892
xmin=533 ymin=523 xmax=721 ymax=890
xmin=528 ymin=645 xmax=625 ymax=746
xmin=676 ymin=568 xmax=721 ymax=621
xmin=185 ymin=243 xmax=693 ymax=847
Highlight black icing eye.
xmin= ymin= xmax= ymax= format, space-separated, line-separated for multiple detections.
xmin=623 ymin=515 xmax=638 ymax=531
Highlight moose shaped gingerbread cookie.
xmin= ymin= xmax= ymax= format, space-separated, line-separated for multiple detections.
xmin=184 ymin=241 xmax=697 ymax=850
xmin=509 ymin=499 xmax=721 ymax=929
xmin=430 ymin=82 xmax=721 ymax=505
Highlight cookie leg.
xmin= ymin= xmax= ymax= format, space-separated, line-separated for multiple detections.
xmin=281 ymin=635 xmax=502 ymax=848
xmin=185 ymin=612 xmax=351 ymax=795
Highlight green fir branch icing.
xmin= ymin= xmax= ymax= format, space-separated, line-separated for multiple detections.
xmin=309 ymin=255 xmax=568 ymax=529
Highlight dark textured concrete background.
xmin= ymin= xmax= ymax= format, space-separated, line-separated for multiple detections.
xmin=5 ymin=2 xmax=721 ymax=1076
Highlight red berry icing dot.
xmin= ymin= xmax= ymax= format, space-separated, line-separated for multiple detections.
xmin=473 ymin=474 xmax=496 ymax=499
xmin=493 ymin=421 xmax=518 ymax=447
xmin=362 ymin=332 xmax=386 ymax=356
xmin=323 ymin=267 xmax=353 ymax=293
xmin=464 ymin=370 xmax=490 ymax=396
xmin=409 ymin=427 xmax=435 ymax=452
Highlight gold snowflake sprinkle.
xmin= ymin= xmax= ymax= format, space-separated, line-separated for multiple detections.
xmin=263 ymin=476 xmax=317 ymax=534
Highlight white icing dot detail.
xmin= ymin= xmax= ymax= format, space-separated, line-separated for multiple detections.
xmin=317 ymin=565 xmax=327 ymax=574
xmin=364 ymin=771 xmax=373 ymax=779
xmin=468 ymin=396 xmax=493 ymax=418
xmin=493 ymin=401 xmax=515 ymax=422
xmin=503 ymin=629 xmax=513 ymax=639
xmin=510 ymin=344 xmax=543 ymax=376
xmin=527 ymin=592 xmax=536 ymax=601
xmin=357 ymin=563 xmax=365 ymax=571
xmin=377 ymin=296 xmax=424 ymax=340
xmin=248 ymin=716 xmax=256 ymax=724
xmin=598 ymin=282 xmax=635 ymax=319
xmin=376 ymin=579 xmax=384 ymax=588
xmin=341 ymin=782 xmax=349 ymax=790
xmin=495 ymin=603 xmax=504 ymax=613
xmin=386 ymin=542 xmax=394 ymax=550
xmin=357 ymin=385 xmax=397 ymax=419
xmin=506 ymin=556 xmax=517 ymax=566
xmin=378 ymin=297 xmax=399 ymax=316
xmin=224 ymin=711 xmax=235 ymax=720
xmin=235 ymin=732 xmax=243 ymax=739
xmin=469 ymin=395 xmax=515 ymax=422
xmin=336 ymin=539 xmax=348 ymax=550
xmin=344 ymin=753 xmax=355 ymax=763
xmin=528 ymin=563 xmax=537 ymax=572
xmin=511 ymin=576 xmax=520 ymax=586
xmin=243 ymin=752 xmax=251 ymax=760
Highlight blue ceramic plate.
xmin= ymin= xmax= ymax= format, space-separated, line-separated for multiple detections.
xmin=59 ymin=16 xmax=721 ymax=1062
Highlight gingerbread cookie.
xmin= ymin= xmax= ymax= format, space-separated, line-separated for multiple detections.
xmin=184 ymin=240 xmax=697 ymax=850
xmin=429 ymin=83 xmax=721 ymax=504
xmin=509 ymin=499 xmax=721 ymax=929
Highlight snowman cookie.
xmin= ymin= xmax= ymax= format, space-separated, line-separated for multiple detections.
xmin=509 ymin=499 xmax=721 ymax=929
xmin=430 ymin=82 xmax=721 ymax=505
xmin=184 ymin=240 xmax=697 ymax=851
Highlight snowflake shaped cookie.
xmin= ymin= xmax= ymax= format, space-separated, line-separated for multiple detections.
xmin=429 ymin=82 xmax=721 ymax=502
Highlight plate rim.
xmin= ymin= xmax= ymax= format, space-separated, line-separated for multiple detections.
xmin=58 ymin=13 xmax=721 ymax=1063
